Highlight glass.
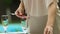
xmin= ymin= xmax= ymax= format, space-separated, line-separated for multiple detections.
xmin=1 ymin=15 xmax=9 ymax=33
xmin=21 ymin=20 xmax=27 ymax=30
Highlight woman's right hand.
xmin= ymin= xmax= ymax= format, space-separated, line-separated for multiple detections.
xmin=15 ymin=7 xmax=29 ymax=19
xmin=15 ymin=8 xmax=21 ymax=17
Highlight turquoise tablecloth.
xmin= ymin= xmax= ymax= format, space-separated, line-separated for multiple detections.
xmin=0 ymin=24 xmax=23 ymax=33
xmin=0 ymin=19 xmax=27 ymax=33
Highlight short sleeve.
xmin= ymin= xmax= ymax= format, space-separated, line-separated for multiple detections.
xmin=45 ymin=0 xmax=53 ymax=8
xmin=45 ymin=0 xmax=58 ymax=8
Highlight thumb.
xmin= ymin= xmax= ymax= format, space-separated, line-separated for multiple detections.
xmin=44 ymin=28 xmax=48 ymax=34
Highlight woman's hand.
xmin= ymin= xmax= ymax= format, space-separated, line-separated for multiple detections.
xmin=44 ymin=25 xmax=53 ymax=34
xmin=15 ymin=0 xmax=25 ymax=19
xmin=15 ymin=8 xmax=30 ymax=19
xmin=15 ymin=8 xmax=22 ymax=18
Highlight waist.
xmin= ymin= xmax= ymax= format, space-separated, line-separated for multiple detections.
xmin=26 ymin=11 xmax=48 ymax=17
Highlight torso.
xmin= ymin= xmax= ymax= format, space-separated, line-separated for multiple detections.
xmin=22 ymin=0 xmax=60 ymax=34
xmin=23 ymin=0 xmax=50 ymax=17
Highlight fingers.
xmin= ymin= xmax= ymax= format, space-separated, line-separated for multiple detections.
xmin=44 ymin=28 xmax=50 ymax=34
xmin=44 ymin=26 xmax=53 ymax=34
xmin=47 ymin=29 xmax=51 ymax=34
xmin=50 ymin=28 xmax=53 ymax=34
xmin=44 ymin=28 xmax=48 ymax=34
xmin=48 ymin=27 xmax=53 ymax=34
xmin=15 ymin=10 xmax=20 ymax=18
xmin=47 ymin=29 xmax=53 ymax=34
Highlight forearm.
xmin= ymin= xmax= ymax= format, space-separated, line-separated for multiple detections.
xmin=19 ymin=0 xmax=24 ymax=11
xmin=46 ymin=1 xmax=57 ymax=27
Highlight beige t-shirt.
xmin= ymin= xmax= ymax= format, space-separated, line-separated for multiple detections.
xmin=23 ymin=0 xmax=53 ymax=17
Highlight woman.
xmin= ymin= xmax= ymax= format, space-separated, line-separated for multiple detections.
xmin=15 ymin=0 xmax=58 ymax=34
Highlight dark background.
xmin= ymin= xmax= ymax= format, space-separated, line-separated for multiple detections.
xmin=58 ymin=0 xmax=60 ymax=8
xmin=0 ymin=0 xmax=20 ymax=22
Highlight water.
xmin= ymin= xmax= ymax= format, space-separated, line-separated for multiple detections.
xmin=1 ymin=15 xmax=8 ymax=26
xmin=2 ymin=19 xmax=8 ymax=26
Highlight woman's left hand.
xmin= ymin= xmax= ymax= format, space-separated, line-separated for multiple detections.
xmin=44 ymin=25 xmax=53 ymax=34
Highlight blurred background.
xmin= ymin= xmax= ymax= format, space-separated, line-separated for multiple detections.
xmin=0 ymin=0 xmax=20 ymax=23
xmin=0 ymin=0 xmax=28 ymax=33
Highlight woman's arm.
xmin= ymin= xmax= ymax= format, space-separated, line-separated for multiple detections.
xmin=44 ymin=0 xmax=57 ymax=34
xmin=46 ymin=0 xmax=57 ymax=27
xmin=15 ymin=0 xmax=29 ymax=19
xmin=15 ymin=0 xmax=25 ymax=18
